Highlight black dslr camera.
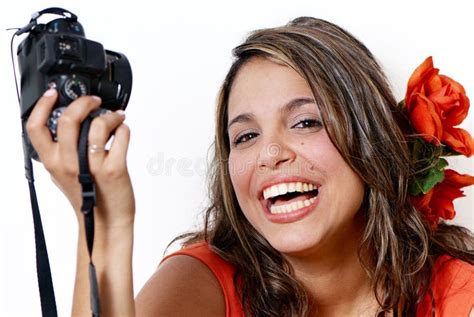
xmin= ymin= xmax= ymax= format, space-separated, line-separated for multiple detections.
xmin=16 ymin=7 xmax=132 ymax=160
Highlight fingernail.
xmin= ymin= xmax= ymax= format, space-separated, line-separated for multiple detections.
xmin=43 ymin=88 xmax=57 ymax=97
xmin=92 ymin=96 xmax=102 ymax=102
xmin=116 ymin=110 xmax=126 ymax=116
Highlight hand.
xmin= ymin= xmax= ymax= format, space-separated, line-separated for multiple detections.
xmin=26 ymin=88 xmax=135 ymax=228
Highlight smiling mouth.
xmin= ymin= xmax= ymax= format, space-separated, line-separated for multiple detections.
xmin=262 ymin=182 xmax=320 ymax=215
xmin=268 ymin=190 xmax=318 ymax=214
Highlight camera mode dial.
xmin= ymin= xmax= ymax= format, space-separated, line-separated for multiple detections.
xmin=63 ymin=77 xmax=87 ymax=100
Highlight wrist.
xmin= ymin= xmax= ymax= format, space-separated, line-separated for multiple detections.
xmin=74 ymin=217 xmax=135 ymax=316
xmin=77 ymin=216 xmax=134 ymax=257
xmin=94 ymin=225 xmax=134 ymax=267
xmin=75 ymin=204 xmax=135 ymax=232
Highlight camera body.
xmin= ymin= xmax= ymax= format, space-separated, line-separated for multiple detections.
xmin=16 ymin=9 xmax=132 ymax=160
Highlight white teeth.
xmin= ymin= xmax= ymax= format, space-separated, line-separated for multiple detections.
xmin=271 ymin=186 xmax=279 ymax=198
xmin=288 ymin=183 xmax=296 ymax=192
xmin=269 ymin=197 xmax=317 ymax=214
xmin=297 ymin=200 xmax=304 ymax=209
xmin=263 ymin=181 xmax=318 ymax=200
xmin=278 ymin=183 xmax=287 ymax=196
xmin=296 ymin=182 xmax=303 ymax=192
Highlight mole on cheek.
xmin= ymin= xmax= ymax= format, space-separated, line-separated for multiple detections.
xmin=301 ymin=142 xmax=304 ymax=146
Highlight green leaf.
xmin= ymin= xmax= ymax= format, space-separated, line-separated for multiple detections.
xmin=435 ymin=158 xmax=449 ymax=170
xmin=409 ymin=169 xmax=443 ymax=195
xmin=409 ymin=158 xmax=448 ymax=195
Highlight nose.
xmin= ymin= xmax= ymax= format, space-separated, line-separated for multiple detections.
xmin=257 ymin=138 xmax=296 ymax=170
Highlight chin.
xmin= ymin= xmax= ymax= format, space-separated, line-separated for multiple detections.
xmin=265 ymin=231 xmax=326 ymax=257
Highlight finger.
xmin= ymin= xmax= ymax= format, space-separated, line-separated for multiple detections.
xmin=107 ymin=122 xmax=130 ymax=165
xmin=26 ymin=88 xmax=58 ymax=161
xmin=56 ymin=96 xmax=102 ymax=172
xmin=88 ymin=111 xmax=126 ymax=170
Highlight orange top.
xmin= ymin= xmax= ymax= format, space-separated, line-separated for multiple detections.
xmin=161 ymin=242 xmax=245 ymax=316
xmin=416 ymin=254 xmax=474 ymax=316
xmin=162 ymin=242 xmax=474 ymax=316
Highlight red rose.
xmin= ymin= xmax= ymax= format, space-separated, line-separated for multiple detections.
xmin=405 ymin=57 xmax=474 ymax=156
xmin=411 ymin=169 xmax=474 ymax=225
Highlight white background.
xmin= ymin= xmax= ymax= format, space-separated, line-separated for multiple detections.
xmin=1 ymin=0 xmax=473 ymax=316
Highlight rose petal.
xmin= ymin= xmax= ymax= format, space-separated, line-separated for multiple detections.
xmin=444 ymin=169 xmax=474 ymax=187
xmin=411 ymin=189 xmax=432 ymax=210
xmin=440 ymin=75 xmax=466 ymax=95
xmin=409 ymin=95 xmax=443 ymax=143
xmin=411 ymin=170 xmax=474 ymax=224
xmin=444 ymin=94 xmax=470 ymax=126
xmin=406 ymin=57 xmax=435 ymax=107
xmin=424 ymin=69 xmax=443 ymax=95
xmin=442 ymin=127 xmax=474 ymax=157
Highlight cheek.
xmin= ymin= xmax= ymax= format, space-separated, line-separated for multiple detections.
xmin=305 ymin=137 xmax=365 ymax=210
xmin=228 ymin=151 xmax=255 ymax=201
xmin=228 ymin=150 xmax=267 ymax=234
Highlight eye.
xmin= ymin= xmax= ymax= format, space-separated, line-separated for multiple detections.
xmin=292 ymin=118 xmax=323 ymax=129
xmin=233 ymin=132 xmax=259 ymax=146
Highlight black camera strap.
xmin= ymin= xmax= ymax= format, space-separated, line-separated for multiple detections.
xmin=28 ymin=182 xmax=59 ymax=316
xmin=20 ymin=117 xmax=101 ymax=317
xmin=77 ymin=117 xmax=101 ymax=317
xmin=13 ymin=7 xmax=77 ymax=36
xmin=22 ymin=123 xmax=58 ymax=317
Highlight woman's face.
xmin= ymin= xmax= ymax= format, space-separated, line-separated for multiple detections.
xmin=227 ymin=57 xmax=366 ymax=257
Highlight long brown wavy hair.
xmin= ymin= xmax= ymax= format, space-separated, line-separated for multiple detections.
xmin=172 ymin=17 xmax=474 ymax=316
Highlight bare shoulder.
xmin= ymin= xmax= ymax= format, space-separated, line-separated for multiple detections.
xmin=135 ymin=255 xmax=226 ymax=316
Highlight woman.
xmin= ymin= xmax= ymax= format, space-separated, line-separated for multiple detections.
xmin=27 ymin=17 xmax=473 ymax=316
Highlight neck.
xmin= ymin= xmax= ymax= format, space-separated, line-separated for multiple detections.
xmin=284 ymin=218 xmax=381 ymax=316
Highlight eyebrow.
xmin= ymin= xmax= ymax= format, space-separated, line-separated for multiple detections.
xmin=227 ymin=97 xmax=316 ymax=132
